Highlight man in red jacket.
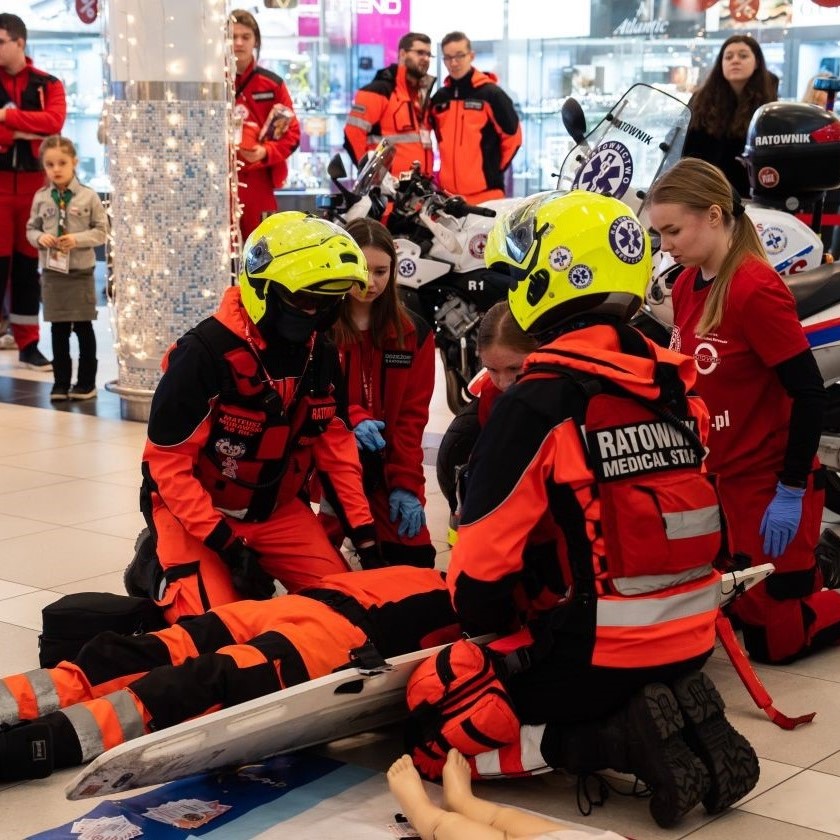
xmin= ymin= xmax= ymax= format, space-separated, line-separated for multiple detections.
xmin=0 ymin=13 xmax=65 ymax=370
xmin=430 ymin=31 xmax=521 ymax=204
xmin=344 ymin=32 xmax=435 ymax=177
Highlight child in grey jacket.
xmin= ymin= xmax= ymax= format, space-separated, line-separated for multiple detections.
xmin=26 ymin=135 xmax=108 ymax=400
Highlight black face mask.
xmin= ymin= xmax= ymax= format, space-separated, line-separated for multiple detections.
xmin=256 ymin=284 xmax=342 ymax=344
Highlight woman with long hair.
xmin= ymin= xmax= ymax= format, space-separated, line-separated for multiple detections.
xmin=318 ymin=218 xmax=437 ymax=568
xmin=682 ymin=35 xmax=777 ymax=198
xmin=647 ymin=157 xmax=840 ymax=665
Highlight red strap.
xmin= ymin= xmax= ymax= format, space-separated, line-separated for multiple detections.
xmin=794 ymin=212 xmax=840 ymax=227
xmin=715 ymin=614 xmax=816 ymax=730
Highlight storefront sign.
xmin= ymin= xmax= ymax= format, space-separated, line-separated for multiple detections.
xmin=601 ymin=0 xmax=703 ymax=38
xmin=729 ymin=0 xmax=760 ymax=21
xmin=75 ymin=0 xmax=97 ymax=24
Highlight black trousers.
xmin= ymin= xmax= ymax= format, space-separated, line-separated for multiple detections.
xmin=51 ymin=321 xmax=97 ymax=389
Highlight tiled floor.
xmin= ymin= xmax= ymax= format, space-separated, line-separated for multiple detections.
xmin=0 ymin=311 xmax=840 ymax=838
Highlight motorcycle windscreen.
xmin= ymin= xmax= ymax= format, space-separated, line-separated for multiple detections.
xmin=557 ymin=83 xmax=691 ymax=218
xmin=354 ymin=140 xmax=397 ymax=196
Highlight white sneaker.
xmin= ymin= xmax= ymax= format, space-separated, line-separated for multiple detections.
xmin=0 ymin=332 xmax=17 ymax=350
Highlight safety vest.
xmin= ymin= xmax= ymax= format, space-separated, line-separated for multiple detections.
xmin=191 ymin=319 xmax=337 ymax=521
xmin=520 ymin=357 xmax=722 ymax=669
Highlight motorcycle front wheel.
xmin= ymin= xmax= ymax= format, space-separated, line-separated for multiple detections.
xmin=442 ymin=356 xmax=473 ymax=415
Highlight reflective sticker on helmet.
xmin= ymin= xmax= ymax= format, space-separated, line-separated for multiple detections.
xmin=568 ymin=264 xmax=594 ymax=289
xmin=398 ymin=257 xmax=417 ymax=278
xmin=760 ymin=225 xmax=787 ymax=255
xmin=548 ymin=246 xmax=572 ymax=271
xmin=572 ymin=140 xmax=634 ymax=200
xmin=609 ymin=216 xmax=646 ymax=265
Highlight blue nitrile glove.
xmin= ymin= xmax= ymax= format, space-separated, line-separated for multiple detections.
xmin=759 ymin=482 xmax=806 ymax=558
xmin=354 ymin=419 xmax=386 ymax=452
xmin=389 ymin=489 xmax=426 ymax=538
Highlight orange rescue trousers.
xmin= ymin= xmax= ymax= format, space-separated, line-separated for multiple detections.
xmin=0 ymin=567 xmax=460 ymax=779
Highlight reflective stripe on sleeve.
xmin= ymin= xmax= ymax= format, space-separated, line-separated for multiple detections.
xmin=597 ymin=575 xmax=721 ymax=628
xmin=612 ymin=564 xmax=715 ymax=596
xmin=26 ymin=669 xmax=60 ymax=717
xmin=62 ymin=704 xmax=105 ymax=763
xmin=663 ymin=505 xmax=721 ymax=539
xmin=346 ymin=115 xmax=372 ymax=131
xmin=387 ymin=132 xmax=422 ymax=144
xmin=0 ymin=681 xmax=19 ymax=725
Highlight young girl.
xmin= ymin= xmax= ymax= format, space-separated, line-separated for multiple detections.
xmin=472 ymin=300 xmax=538 ymax=425
xmin=26 ymin=135 xmax=108 ymax=401
xmin=438 ymin=301 xmax=537 ymax=543
xmin=318 ymin=217 xmax=437 ymax=568
xmin=647 ymin=157 xmax=840 ymax=664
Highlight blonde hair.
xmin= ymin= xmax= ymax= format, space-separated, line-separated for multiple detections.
xmin=646 ymin=158 xmax=767 ymax=335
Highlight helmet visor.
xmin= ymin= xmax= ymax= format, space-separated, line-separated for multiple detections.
xmin=273 ymin=285 xmax=347 ymax=312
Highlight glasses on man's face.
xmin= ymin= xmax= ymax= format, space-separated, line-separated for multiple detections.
xmin=407 ymin=49 xmax=433 ymax=59
xmin=443 ymin=52 xmax=470 ymax=64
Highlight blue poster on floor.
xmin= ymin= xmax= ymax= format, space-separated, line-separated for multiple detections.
xmin=29 ymin=754 xmax=377 ymax=840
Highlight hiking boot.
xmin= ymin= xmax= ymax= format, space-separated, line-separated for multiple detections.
xmin=670 ymin=670 xmax=759 ymax=814
xmin=0 ymin=721 xmax=54 ymax=781
xmin=541 ymin=683 xmax=709 ymax=828
xmin=18 ymin=343 xmax=52 ymax=371
xmin=816 ymin=528 xmax=840 ymax=590
xmin=69 ymin=384 xmax=97 ymax=400
xmin=124 ymin=528 xmax=162 ymax=599
xmin=622 ymin=683 xmax=710 ymax=827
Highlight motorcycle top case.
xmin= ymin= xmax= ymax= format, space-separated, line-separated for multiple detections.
xmin=743 ymin=102 xmax=840 ymax=201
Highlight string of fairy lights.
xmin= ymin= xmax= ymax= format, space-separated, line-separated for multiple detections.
xmin=99 ymin=1 xmax=239 ymax=406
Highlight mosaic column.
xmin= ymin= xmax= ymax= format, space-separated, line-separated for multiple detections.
xmin=104 ymin=0 xmax=236 ymax=420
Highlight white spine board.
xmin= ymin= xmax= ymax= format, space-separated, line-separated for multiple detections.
xmin=65 ymin=643 xmax=447 ymax=800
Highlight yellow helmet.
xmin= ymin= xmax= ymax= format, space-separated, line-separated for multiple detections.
xmin=239 ymin=211 xmax=368 ymax=326
xmin=485 ymin=190 xmax=651 ymax=337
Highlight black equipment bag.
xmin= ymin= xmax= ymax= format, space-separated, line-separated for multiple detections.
xmin=39 ymin=592 xmax=167 ymax=668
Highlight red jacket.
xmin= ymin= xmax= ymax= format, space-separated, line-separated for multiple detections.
xmin=142 ymin=286 xmax=374 ymax=554
xmin=0 ymin=57 xmax=66 ymax=192
xmin=344 ymin=64 xmax=435 ymax=177
xmin=335 ymin=311 xmax=435 ymax=499
xmin=235 ymin=60 xmax=300 ymax=190
xmin=430 ymin=68 xmax=521 ymax=203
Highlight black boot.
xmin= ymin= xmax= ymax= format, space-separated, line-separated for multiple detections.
xmin=0 ymin=722 xmax=54 ymax=781
xmin=816 ymin=528 xmax=840 ymax=590
xmin=541 ymin=683 xmax=709 ymax=828
xmin=124 ymin=528 xmax=163 ymax=599
xmin=670 ymin=670 xmax=759 ymax=814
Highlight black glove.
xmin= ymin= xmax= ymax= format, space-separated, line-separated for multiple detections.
xmin=219 ymin=538 xmax=276 ymax=600
xmin=355 ymin=542 xmax=387 ymax=570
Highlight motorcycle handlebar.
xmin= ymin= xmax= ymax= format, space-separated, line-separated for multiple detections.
xmin=442 ymin=196 xmax=497 ymax=219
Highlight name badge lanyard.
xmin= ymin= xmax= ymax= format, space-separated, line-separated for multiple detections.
xmin=51 ymin=187 xmax=72 ymax=236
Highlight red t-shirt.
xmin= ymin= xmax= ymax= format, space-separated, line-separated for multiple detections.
xmin=670 ymin=256 xmax=808 ymax=478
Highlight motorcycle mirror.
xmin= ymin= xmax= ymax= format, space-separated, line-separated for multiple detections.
xmin=327 ymin=154 xmax=347 ymax=181
xmin=561 ymin=97 xmax=588 ymax=145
